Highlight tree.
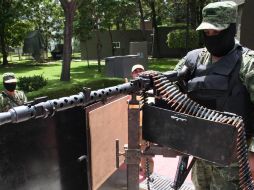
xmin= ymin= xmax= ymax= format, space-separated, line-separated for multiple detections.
xmin=0 ymin=0 xmax=24 ymax=65
xmin=6 ymin=20 xmax=34 ymax=60
xmin=143 ymin=0 xmax=160 ymax=57
xmin=75 ymin=4 xmax=93 ymax=67
xmin=168 ymin=0 xmax=186 ymax=24
xmin=59 ymin=0 xmax=82 ymax=81
xmin=100 ymin=0 xmax=137 ymax=55
xmin=28 ymin=0 xmax=64 ymax=58
xmin=137 ymin=0 xmax=146 ymax=39
xmin=78 ymin=0 xmax=137 ymax=72
xmin=0 ymin=0 xmax=49 ymax=65
xmin=113 ymin=0 xmax=138 ymax=30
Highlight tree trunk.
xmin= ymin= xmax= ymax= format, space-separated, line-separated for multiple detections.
xmin=0 ymin=23 xmax=9 ymax=65
xmin=108 ymin=26 xmax=115 ymax=56
xmin=198 ymin=0 xmax=205 ymax=46
xmin=137 ymin=0 xmax=146 ymax=40
xmin=95 ymin=29 xmax=102 ymax=72
xmin=122 ymin=22 xmax=126 ymax=30
xmin=189 ymin=0 xmax=197 ymax=28
xmin=85 ymin=41 xmax=90 ymax=68
xmin=186 ymin=0 xmax=190 ymax=51
xmin=150 ymin=0 xmax=160 ymax=58
xmin=45 ymin=35 xmax=48 ymax=59
xmin=60 ymin=1 xmax=76 ymax=81
xmin=198 ymin=0 xmax=203 ymax=25
xmin=116 ymin=21 xmax=120 ymax=30
xmin=17 ymin=47 xmax=21 ymax=61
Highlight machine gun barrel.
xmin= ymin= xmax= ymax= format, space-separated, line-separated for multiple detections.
xmin=0 ymin=70 xmax=184 ymax=126
xmin=0 ymin=78 xmax=150 ymax=126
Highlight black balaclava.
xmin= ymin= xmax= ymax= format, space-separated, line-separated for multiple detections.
xmin=3 ymin=82 xmax=16 ymax=92
xmin=203 ymin=23 xmax=236 ymax=57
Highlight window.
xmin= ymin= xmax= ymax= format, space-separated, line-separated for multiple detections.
xmin=112 ymin=42 xmax=120 ymax=49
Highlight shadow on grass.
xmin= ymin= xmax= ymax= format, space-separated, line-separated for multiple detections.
xmin=0 ymin=60 xmax=62 ymax=74
xmin=148 ymin=58 xmax=179 ymax=72
xmin=0 ymin=63 xmax=44 ymax=73
xmin=70 ymin=64 xmax=105 ymax=79
xmin=27 ymin=77 xmax=124 ymax=100
xmin=0 ymin=57 xmax=180 ymax=100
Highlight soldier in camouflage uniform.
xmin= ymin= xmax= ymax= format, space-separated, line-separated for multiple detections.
xmin=174 ymin=1 xmax=254 ymax=189
xmin=0 ymin=72 xmax=27 ymax=112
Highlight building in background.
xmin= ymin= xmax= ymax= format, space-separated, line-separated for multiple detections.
xmin=80 ymin=0 xmax=253 ymax=60
xmin=239 ymin=0 xmax=254 ymax=50
xmin=80 ymin=26 xmax=186 ymax=60
xmin=222 ymin=0 xmax=244 ymax=40
xmin=222 ymin=0 xmax=254 ymax=49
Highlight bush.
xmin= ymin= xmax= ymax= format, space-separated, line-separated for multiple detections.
xmin=26 ymin=78 xmax=124 ymax=100
xmin=18 ymin=75 xmax=48 ymax=92
xmin=167 ymin=29 xmax=200 ymax=49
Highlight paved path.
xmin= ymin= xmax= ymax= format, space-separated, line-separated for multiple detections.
xmin=99 ymin=156 xmax=194 ymax=190
xmin=153 ymin=155 xmax=192 ymax=183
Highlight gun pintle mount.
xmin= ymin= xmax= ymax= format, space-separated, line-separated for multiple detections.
xmin=142 ymin=72 xmax=254 ymax=190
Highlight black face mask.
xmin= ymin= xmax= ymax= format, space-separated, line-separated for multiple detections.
xmin=3 ymin=82 xmax=16 ymax=92
xmin=203 ymin=24 xmax=236 ymax=57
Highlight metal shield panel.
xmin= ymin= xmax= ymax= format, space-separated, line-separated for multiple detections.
xmin=142 ymin=105 xmax=237 ymax=166
xmin=0 ymin=107 xmax=88 ymax=190
xmin=87 ymin=96 xmax=128 ymax=190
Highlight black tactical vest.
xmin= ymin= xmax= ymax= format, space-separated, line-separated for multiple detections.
xmin=184 ymin=46 xmax=254 ymax=136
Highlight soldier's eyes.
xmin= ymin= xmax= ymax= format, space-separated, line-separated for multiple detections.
xmin=204 ymin=30 xmax=221 ymax=36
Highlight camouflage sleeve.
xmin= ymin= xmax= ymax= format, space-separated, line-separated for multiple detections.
xmin=16 ymin=90 xmax=27 ymax=104
xmin=240 ymin=50 xmax=254 ymax=152
xmin=240 ymin=50 xmax=254 ymax=102
xmin=0 ymin=95 xmax=4 ymax=112
xmin=0 ymin=95 xmax=9 ymax=112
xmin=173 ymin=57 xmax=187 ymax=71
xmin=21 ymin=91 xmax=27 ymax=103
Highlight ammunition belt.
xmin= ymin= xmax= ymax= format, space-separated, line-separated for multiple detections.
xmin=141 ymin=72 xmax=254 ymax=190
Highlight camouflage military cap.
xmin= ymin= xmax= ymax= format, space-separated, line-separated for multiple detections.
xmin=2 ymin=72 xmax=17 ymax=83
xmin=196 ymin=1 xmax=237 ymax=31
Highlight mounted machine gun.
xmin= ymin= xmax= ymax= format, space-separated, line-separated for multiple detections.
xmin=0 ymin=70 xmax=253 ymax=190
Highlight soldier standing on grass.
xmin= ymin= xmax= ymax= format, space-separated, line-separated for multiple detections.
xmin=0 ymin=72 xmax=27 ymax=112
xmin=174 ymin=1 xmax=254 ymax=189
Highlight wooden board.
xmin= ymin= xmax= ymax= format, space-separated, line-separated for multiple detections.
xmin=88 ymin=96 xmax=128 ymax=190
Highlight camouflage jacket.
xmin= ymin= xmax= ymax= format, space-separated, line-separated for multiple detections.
xmin=0 ymin=90 xmax=27 ymax=112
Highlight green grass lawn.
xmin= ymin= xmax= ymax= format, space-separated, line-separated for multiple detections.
xmin=0 ymin=56 xmax=179 ymax=100
xmin=148 ymin=58 xmax=179 ymax=71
